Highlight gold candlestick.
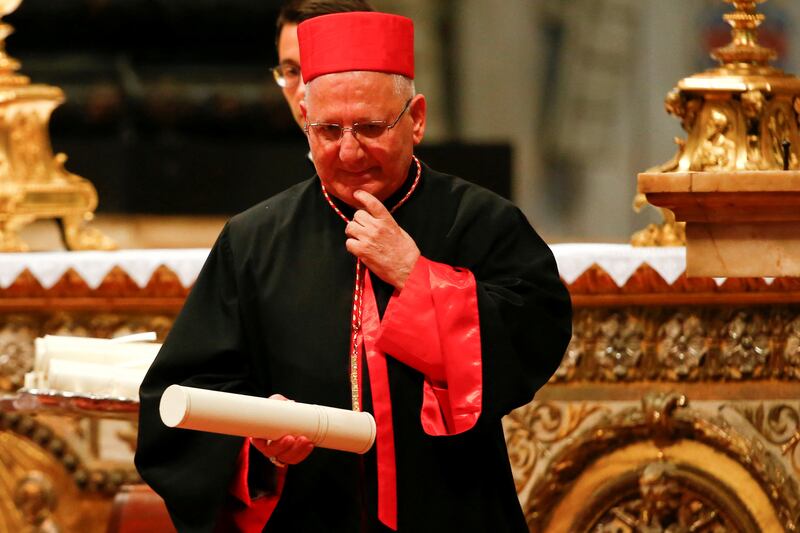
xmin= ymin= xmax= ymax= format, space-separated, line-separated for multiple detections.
xmin=0 ymin=0 xmax=114 ymax=251
xmin=632 ymin=0 xmax=800 ymax=247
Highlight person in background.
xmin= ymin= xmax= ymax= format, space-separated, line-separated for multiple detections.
xmin=272 ymin=0 xmax=375 ymax=130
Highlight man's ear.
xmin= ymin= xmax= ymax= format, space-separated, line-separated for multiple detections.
xmin=300 ymin=99 xmax=308 ymax=123
xmin=410 ymin=94 xmax=426 ymax=145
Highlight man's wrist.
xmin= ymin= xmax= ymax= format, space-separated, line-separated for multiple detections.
xmin=394 ymin=249 xmax=421 ymax=291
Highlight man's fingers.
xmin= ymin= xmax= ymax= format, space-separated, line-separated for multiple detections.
xmin=279 ymin=436 xmax=314 ymax=464
xmin=345 ymin=238 xmax=364 ymax=256
xmin=254 ymin=435 xmax=293 ymax=456
xmin=252 ymin=435 xmax=289 ymax=456
xmin=352 ymin=209 xmax=374 ymax=226
xmin=252 ymin=435 xmax=314 ymax=466
xmin=353 ymin=190 xmax=390 ymax=218
xmin=345 ymin=221 xmax=368 ymax=239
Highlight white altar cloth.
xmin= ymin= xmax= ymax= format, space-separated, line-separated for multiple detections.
xmin=0 ymin=245 xmax=707 ymax=290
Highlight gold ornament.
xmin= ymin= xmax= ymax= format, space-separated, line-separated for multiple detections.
xmin=632 ymin=0 xmax=800 ymax=247
xmin=0 ymin=1 xmax=114 ymax=251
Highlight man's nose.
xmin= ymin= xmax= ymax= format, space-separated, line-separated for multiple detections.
xmin=338 ymin=129 xmax=365 ymax=162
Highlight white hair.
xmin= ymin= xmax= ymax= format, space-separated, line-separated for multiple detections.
xmin=392 ymin=74 xmax=416 ymax=100
xmin=305 ymin=71 xmax=415 ymax=108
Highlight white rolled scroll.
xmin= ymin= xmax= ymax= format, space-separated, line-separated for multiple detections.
xmin=160 ymin=385 xmax=376 ymax=455
xmin=35 ymin=335 xmax=162 ymax=374
xmin=48 ymin=359 xmax=147 ymax=399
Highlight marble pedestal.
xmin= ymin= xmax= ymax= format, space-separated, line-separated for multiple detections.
xmin=638 ymin=170 xmax=800 ymax=277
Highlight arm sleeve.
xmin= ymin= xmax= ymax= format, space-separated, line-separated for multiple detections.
xmin=377 ymin=256 xmax=481 ymax=435
xmin=377 ymin=203 xmax=572 ymax=436
xmin=135 ymin=224 xmax=280 ymax=533
xmin=216 ymin=439 xmax=286 ymax=533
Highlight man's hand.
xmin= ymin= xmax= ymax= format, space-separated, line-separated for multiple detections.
xmin=251 ymin=394 xmax=314 ymax=467
xmin=345 ymin=190 xmax=420 ymax=290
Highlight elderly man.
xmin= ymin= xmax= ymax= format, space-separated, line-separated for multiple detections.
xmin=136 ymin=11 xmax=571 ymax=533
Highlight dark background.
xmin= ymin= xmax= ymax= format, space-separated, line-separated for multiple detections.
xmin=5 ymin=0 xmax=510 ymax=215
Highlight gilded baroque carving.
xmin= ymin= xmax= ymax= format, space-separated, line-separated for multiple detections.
xmin=730 ymin=403 xmax=800 ymax=478
xmin=8 ymin=109 xmax=49 ymax=183
xmin=554 ymin=312 xmax=592 ymax=381
xmin=766 ymin=103 xmax=798 ymax=169
xmin=794 ymin=96 xmax=800 ymax=124
xmin=628 ymin=215 xmax=686 ymax=247
xmin=590 ymin=462 xmax=736 ymax=532
xmin=664 ymin=88 xmax=684 ymax=121
xmin=0 ymin=310 xmax=172 ymax=522
xmin=553 ymin=334 xmax=582 ymax=381
xmin=664 ymin=89 xmax=702 ymax=134
xmin=694 ymin=107 xmax=737 ymax=171
xmin=641 ymin=392 xmax=688 ymax=444
xmin=593 ymin=312 xmax=645 ymax=381
xmin=0 ymin=419 xmax=119 ymax=533
xmin=719 ymin=311 xmax=772 ymax=379
xmin=742 ymin=90 xmax=767 ymax=170
xmin=632 ymin=0 xmax=800 ymax=245
xmin=0 ymin=411 xmax=139 ymax=494
xmin=784 ymin=316 xmax=800 ymax=379
xmin=656 ymin=313 xmax=708 ymax=381
xmin=741 ymin=90 xmax=766 ymax=119
xmin=13 ymin=471 xmax=60 ymax=533
xmin=0 ymin=316 xmax=37 ymax=392
xmin=0 ymin=0 xmax=113 ymax=251
xmin=504 ymin=402 xmax=606 ymax=492
xmin=60 ymin=214 xmax=116 ymax=252
xmin=39 ymin=313 xmax=173 ymax=345
xmin=553 ymin=307 xmax=800 ymax=383
xmin=525 ymin=394 xmax=800 ymax=532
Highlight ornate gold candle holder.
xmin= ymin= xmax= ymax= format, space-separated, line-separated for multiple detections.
xmin=636 ymin=0 xmax=800 ymax=276
xmin=0 ymin=0 xmax=114 ymax=251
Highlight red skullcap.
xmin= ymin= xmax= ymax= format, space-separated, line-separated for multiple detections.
xmin=298 ymin=12 xmax=414 ymax=84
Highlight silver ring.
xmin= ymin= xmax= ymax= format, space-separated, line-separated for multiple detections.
xmin=268 ymin=456 xmax=287 ymax=468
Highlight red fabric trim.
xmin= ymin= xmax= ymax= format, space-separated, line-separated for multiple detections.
xmin=362 ymin=273 xmax=398 ymax=530
xmin=223 ymin=438 xmax=286 ymax=533
xmin=377 ymin=256 xmax=482 ymax=436
xmin=376 ymin=258 xmax=445 ymax=383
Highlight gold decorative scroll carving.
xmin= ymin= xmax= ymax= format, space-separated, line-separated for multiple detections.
xmin=509 ymin=393 xmax=800 ymax=532
xmin=0 ymin=411 xmax=138 ymax=533
xmin=726 ymin=403 xmax=800 ymax=477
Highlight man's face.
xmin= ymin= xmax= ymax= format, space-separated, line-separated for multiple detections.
xmin=301 ymin=72 xmax=426 ymax=206
xmin=277 ymin=23 xmax=305 ymax=128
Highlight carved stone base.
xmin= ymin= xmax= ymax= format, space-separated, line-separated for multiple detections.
xmin=687 ymin=221 xmax=800 ymax=277
xmin=638 ymin=170 xmax=800 ymax=277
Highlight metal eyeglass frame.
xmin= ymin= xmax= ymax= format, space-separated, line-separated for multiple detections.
xmin=304 ymin=97 xmax=414 ymax=142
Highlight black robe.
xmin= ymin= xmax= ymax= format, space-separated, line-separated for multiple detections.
xmin=135 ymin=162 xmax=572 ymax=532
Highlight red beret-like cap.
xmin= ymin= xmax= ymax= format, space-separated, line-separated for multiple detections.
xmin=298 ymin=12 xmax=414 ymax=84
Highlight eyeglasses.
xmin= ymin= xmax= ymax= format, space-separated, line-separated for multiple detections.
xmin=271 ymin=63 xmax=301 ymax=89
xmin=304 ymin=98 xmax=413 ymax=143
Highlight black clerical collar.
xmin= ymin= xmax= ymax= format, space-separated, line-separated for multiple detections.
xmin=321 ymin=159 xmax=420 ymax=219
